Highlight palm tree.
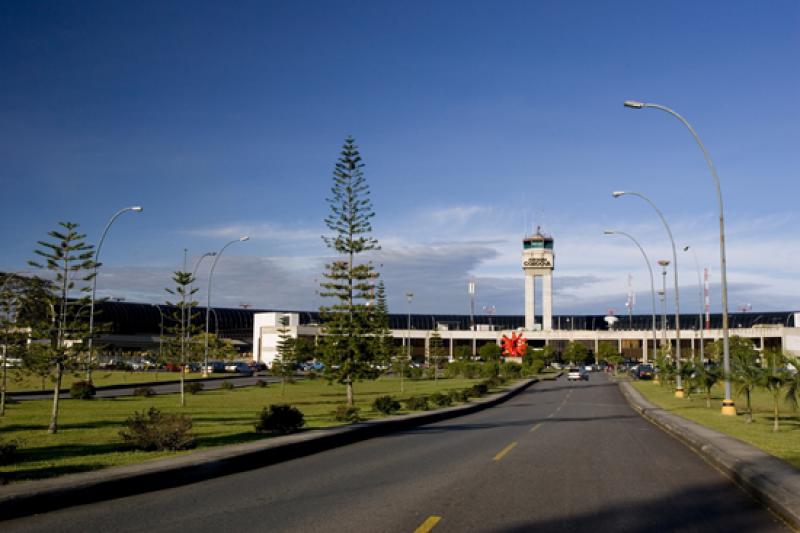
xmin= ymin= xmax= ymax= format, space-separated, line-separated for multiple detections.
xmin=732 ymin=351 xmax=764 ymax=423
xmin=692 ymin=362 xmax=721 ymax=408
xmin=761 ymin=349 xmax=791 ymax=432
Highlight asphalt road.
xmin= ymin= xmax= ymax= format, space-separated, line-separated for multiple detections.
xmin=3 ymin=374 xmax=788 ymax=532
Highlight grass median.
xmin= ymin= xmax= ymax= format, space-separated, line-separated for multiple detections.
xmin=631 ymin=380 xmax=800 ymax=468
xmin=0 ymin=376 xmax=500 ymax=483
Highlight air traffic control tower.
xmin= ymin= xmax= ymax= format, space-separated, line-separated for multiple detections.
xmin=522 ymin=227 xmax=554 ymax=331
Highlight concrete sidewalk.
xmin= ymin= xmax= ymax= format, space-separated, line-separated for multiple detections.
xmin=0 ymin=378 xmax=537 ymax=520
xmin=619 ymin=381 xmax=800 ymax=530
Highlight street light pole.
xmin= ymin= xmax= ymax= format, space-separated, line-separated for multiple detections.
xmin=87 ymin=206 xmax=143 ymax=381
xmin=624 ymin=99 xmax=734 ymax=413
xmin=204 ymin=237 xmax=248 ymax=377
xmin=189 ymin=252 xmax=216 ymax=373
xmin=657 ymin=260 xmax=670 ymax=351
xmin=404 ymin=292 xmax=413 ymax=393
xmin=604 ymin=230 xmax=658 ymax=364
xmin=684 ymin=245 xmax=705 ymax=365
xmin=468 ymin=279 xmax=476 ymax=358
xmin=613 ymin=191 xmax=684 ymax=397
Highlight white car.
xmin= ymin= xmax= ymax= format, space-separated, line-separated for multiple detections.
xmin=567 ymin=367 xmax=589 ymax=381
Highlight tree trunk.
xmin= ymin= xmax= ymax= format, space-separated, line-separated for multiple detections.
xmin=773 ymin=398 xmax=779 ymax=432
xmin=346 ymin=378 xmax=354 ymax=407
xmin=48 ymin=362 xmax=63 ymax=434
xmin=180 ymin=367 xmax=185 ymax=408
xmin=745 ymin=389 xmax=753 ymax=423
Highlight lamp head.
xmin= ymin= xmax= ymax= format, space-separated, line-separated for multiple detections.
xmin=623 ymin=100 xmax=645 ymax=109
xmin=603 ymin=230 xmax=615 ymax=235
xmin=683 ymin=245 xmax=690 ymax=252
xmin=611 ymin=191 xmax=625 ymax=198
xmin=657 ymin=259 xmax=671 ymax=267
xmin=239 ymin=236 xmax=250 ymax=242
xmin=131 ymin=206 xmax=143 ymax=212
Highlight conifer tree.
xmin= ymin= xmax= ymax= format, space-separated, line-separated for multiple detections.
xmin=428 ymin=330 xmax=446 ymax=382
xmin=371 ymin=281 xmax=393 ymax=370
xmin=28 ymin=222 xmax=96 ymax=433
xmin=165 ymin=270 xmax=200 ymax=407
xmin=319 ymin=136 xmax=381 ymax=406
xmin=274 ymin=314 xmax=297 ymax=394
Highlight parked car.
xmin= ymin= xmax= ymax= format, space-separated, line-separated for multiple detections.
xmin=635 ymin=364 xmax=655 ymax=380
xmin=204 ymin=361 xmax=226 ymax=373
xmin=248 ymin=361 xmax=267 ymax=373
xmin=225 ymin=362 xmax=253 ymax=375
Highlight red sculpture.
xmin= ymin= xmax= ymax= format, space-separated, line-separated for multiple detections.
xmin=501 ymin=332 xmax=527 ymax=358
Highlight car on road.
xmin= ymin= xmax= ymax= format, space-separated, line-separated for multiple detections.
xmin=567 ymin=367 xmax=589 ymax=381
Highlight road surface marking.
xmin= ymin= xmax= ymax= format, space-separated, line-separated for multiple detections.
xmin=530 ymin=423 xmax=542 ymax=433
xmin=414 ymin=515 xmax=442 ymax=533
xmin=493 ymin=441 xmax=517 ymax=461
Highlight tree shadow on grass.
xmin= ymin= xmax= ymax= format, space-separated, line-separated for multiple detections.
xmin=1 ymin=419 xmax=122 ymax=432
xmin=1 ymin=463 xmax=105 ymax=484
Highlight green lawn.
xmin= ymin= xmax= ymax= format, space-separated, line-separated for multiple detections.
xmin=631 ymin=380 xmax=800 ymax=468
xmin=3 ymin=370 xmax=228 ymax=393
xmin=0 ymin=376 xmax=491 ymax=482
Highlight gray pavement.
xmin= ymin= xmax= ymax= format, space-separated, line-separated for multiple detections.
xmin=1 ymin=374 xmax=789 ymax=532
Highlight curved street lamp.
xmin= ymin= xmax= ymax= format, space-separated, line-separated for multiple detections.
xmin=203 ymin=236 xmax=248 ymax=376
xmin=604 ymin=230 xmax=658 ymax=364
xmin=403 ymin=291 xmax=413 ymax=393
xmin=87 ymin=206 xmax=143 ymax=381
xmin=613 ymin=191 xmax=684 ymax=397
xmin=683 ymin=245 xmax=705 ymax=366
xmin=624 ymin=100 xmax=734 ymax=415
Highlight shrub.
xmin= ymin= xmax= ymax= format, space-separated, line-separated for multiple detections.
xmin=429 ymin=392 xmax=452 ymax=407
xmin=0 ymin=438 xmax=19 ymax=465
xmin=469 ymin=383 xmax=489 ymax=397
xmin=449 ymin=389 xmax=470 ymax=403
xmin=254 ymin=404 xmax=305 ymax=434
xmin=405 ymin=395 xmax=429 ymax=411
xmin=483 ymin=375 xmax=505 ymax=388
xmin=69 ymin=380 xmax=96 ymax=400
xmin=119 ymin=407 xmax=195 ymax=451
xmin=185 ymin=382 xmax=204 ymax=394
xmin=480 ymin=362 xmax=500 ymax=379
xmin=255 ymin=379 xmax=268 ymax=388
xmin=334 ymin=405 xmax=362 ymax=423
xmin=500 ymin=362 xmax=522 ymax=379
xmin=306 ymin=371 xmax=318 ymax=380
xmin=133 ymin=386 xmax=155 ymax=397
xmin=220 ymin=380 xmax=235 ymax=391
xmin=524 ymin=360 xmax=545 ymax=376
xmin=373 ymin=395 xmax=401 ymax=415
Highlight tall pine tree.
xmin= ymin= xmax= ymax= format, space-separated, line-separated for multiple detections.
xmin=319 ymin=136 xmax=381 ymax=406
xmin=164 ymin=270 xmax=200 ymax=407
xmin=28 ymin=222 xmax=96 ymax=433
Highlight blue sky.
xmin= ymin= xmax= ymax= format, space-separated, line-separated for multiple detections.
xmin=1 ymin=1 xmax=798 ymax=316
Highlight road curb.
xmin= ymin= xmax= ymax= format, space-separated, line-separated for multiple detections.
xmin=618 ymin=381 xmax=800 ymax=530
xmin=0 ymin=378 xmax=536 ymax=520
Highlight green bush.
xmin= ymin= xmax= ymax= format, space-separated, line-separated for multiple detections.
xmin=405 ymin=395 xmax=429 ymax=411
xmin=408 ymin=366 xmax=423 ymax=379
xmin=483 ymin=375 xmax=505 ymax=388
xmin=119 ymin=407 xmax=195 ymax=451
xmin=429 ymin=392 xmax=452 ymax=407
xmin=220 ymin=380 xmax=235 ymax=391
xmin=69 ymin=380 xmax=96 ymax=400
xmin=334 ymin=405 xmax=362 ymax=423
xmin=449 ymin=389 xmax=470 ymax=403
xmin=469 ymin=383 xmax=489 ymax=397
xmin=255 ymin=379 xmax=268 ymax=388
xmin=306 ymin=371 xmax=318 ymax=380
xmin=524 ymin=360 xmax=545 ymax=376
xmin=480 ymin=362 xmax=500 ymax=378
xmin=254 ymin=404 xmax=305 ymax=434
xmin=133 ymin=386 xmax=155 ymax=397
xmin=500 ymin=362 xmax=522 ymax=378
xmin=372 ymin=395 xmax=401 ymax=415
xmin=0 ymin=438 xmax=19 ymax=465
xmin=185 ymin=382 xmax=204 ymax=394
